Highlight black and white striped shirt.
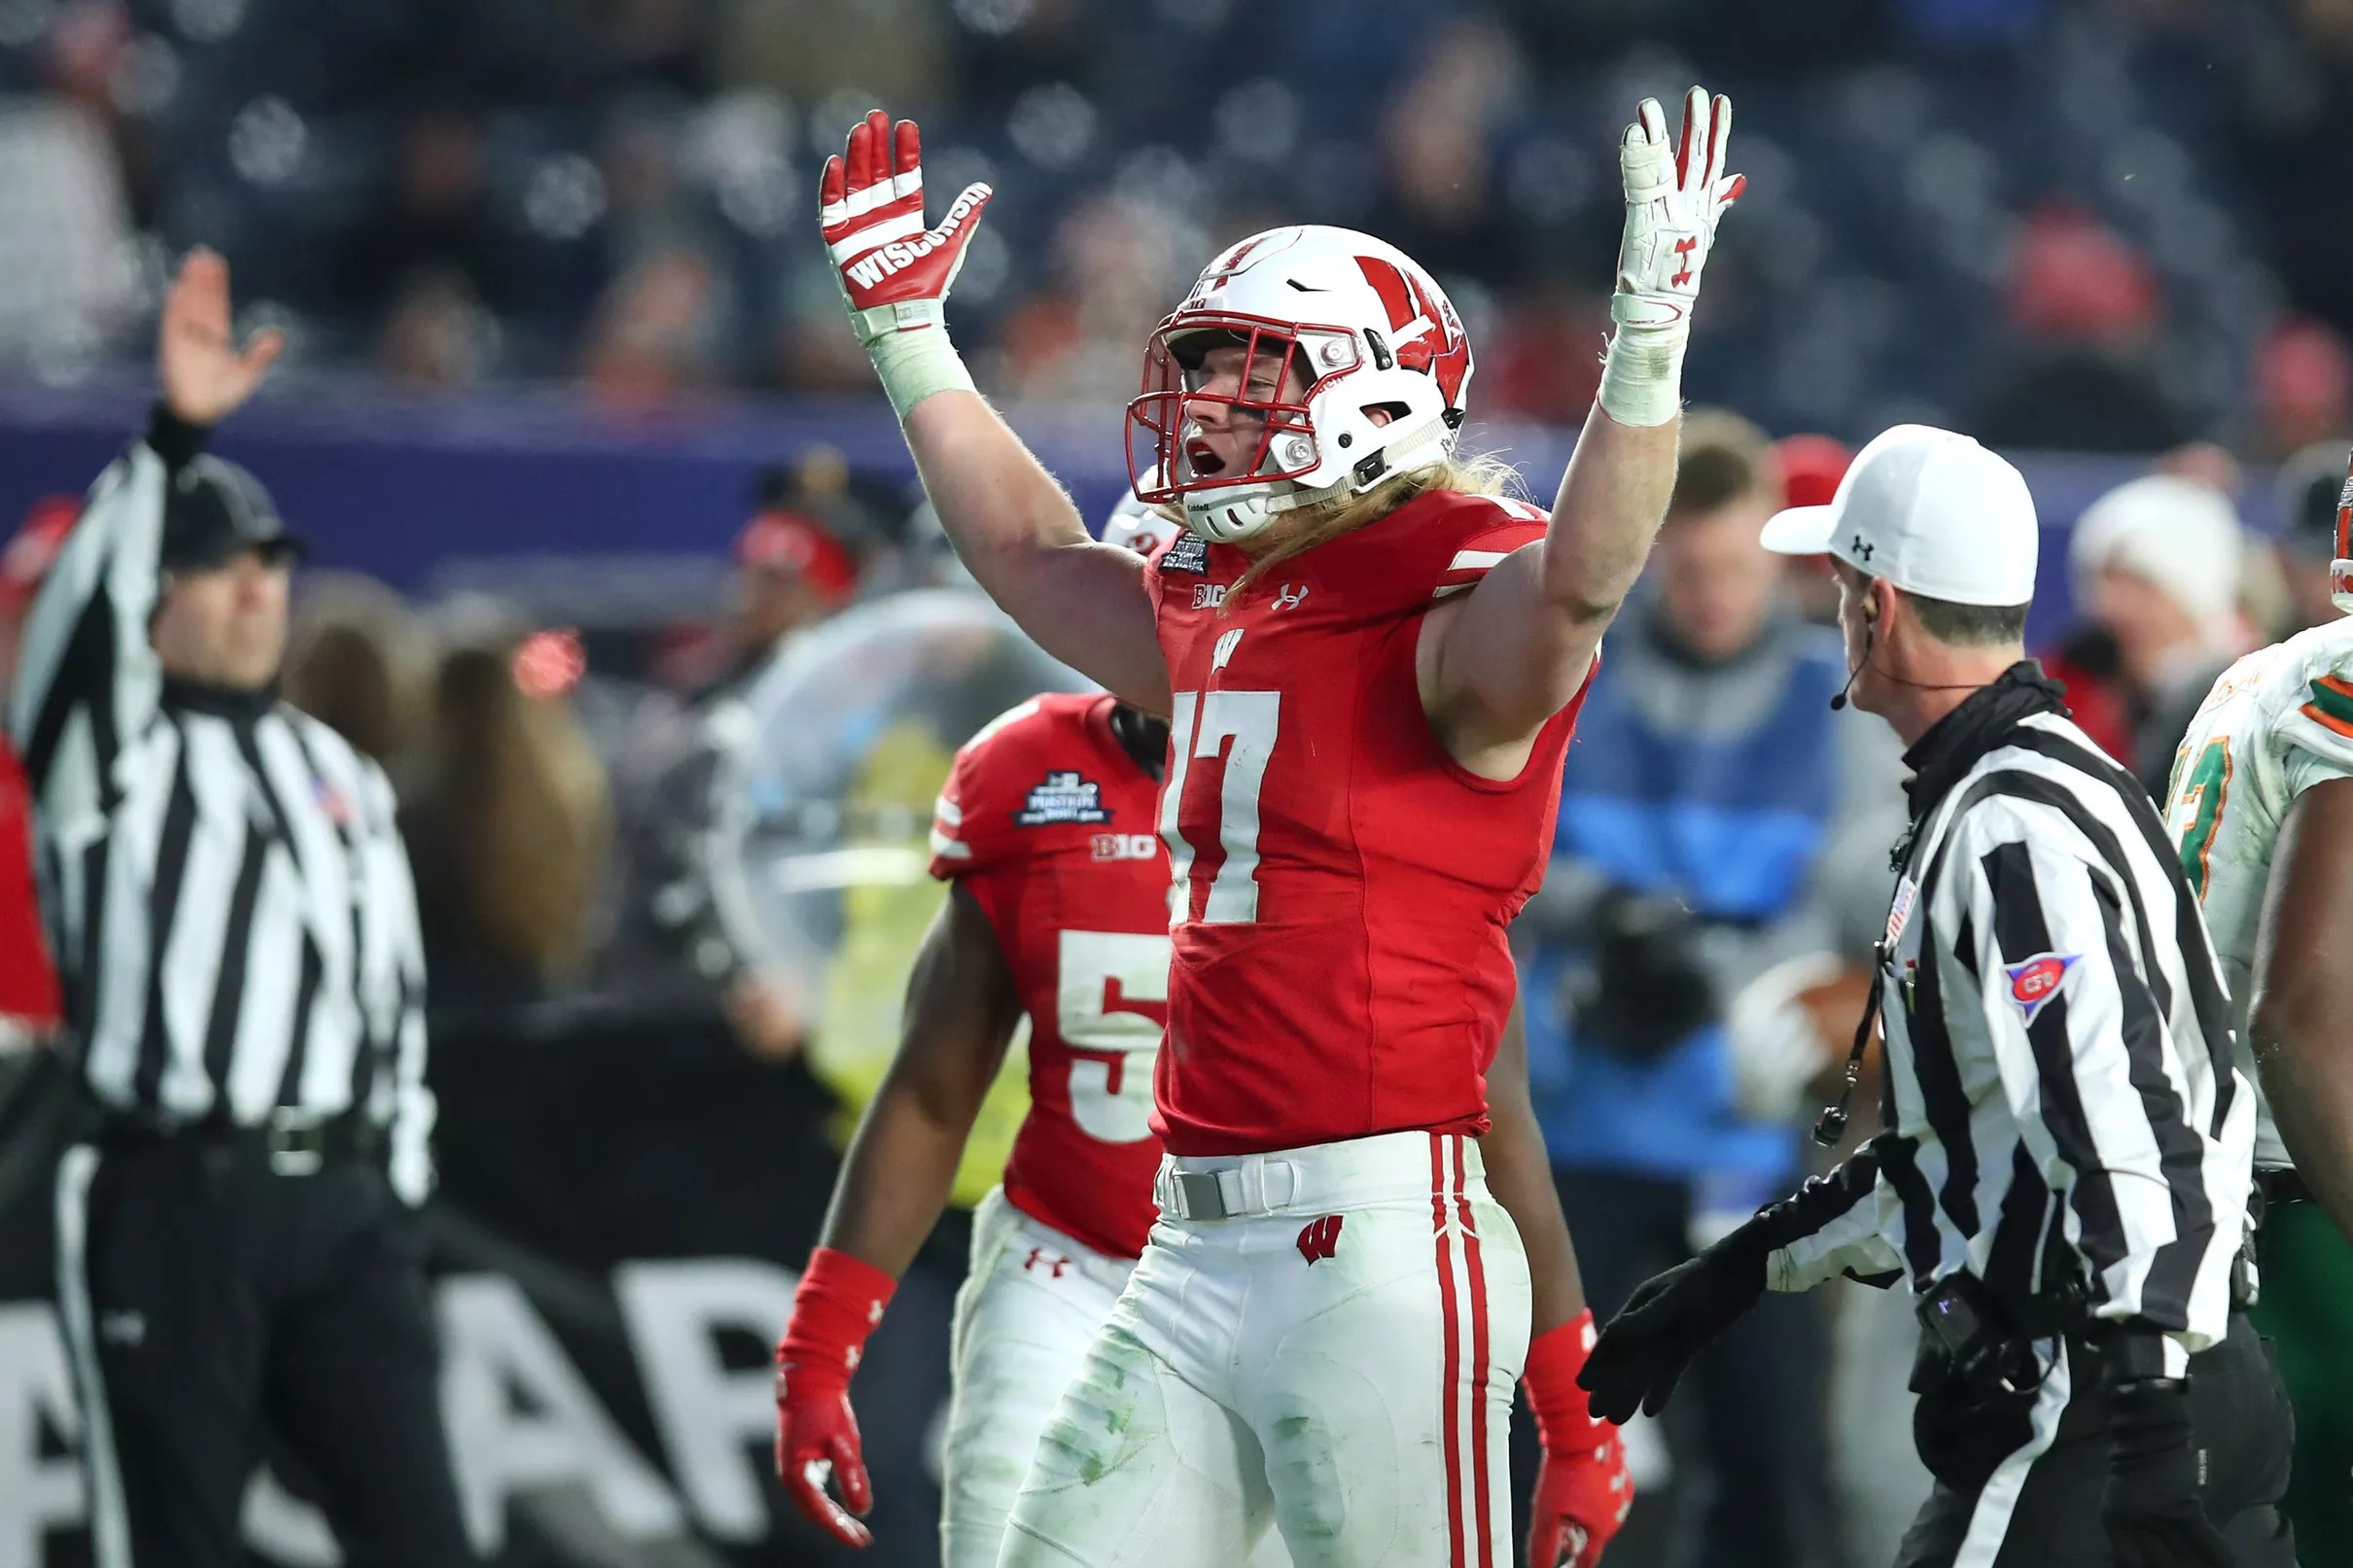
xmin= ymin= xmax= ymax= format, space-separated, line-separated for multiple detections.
xmin=7 ymin=424 xmax=433 ymax=1202
xmin=1766 ymin=672 xmax=2254 ymax=1362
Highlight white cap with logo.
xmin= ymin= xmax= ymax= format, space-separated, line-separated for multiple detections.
xmin=1759 ymin=424 xmax=2038 ymax=608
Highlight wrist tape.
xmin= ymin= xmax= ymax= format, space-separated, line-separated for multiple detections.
xmin=1598 ymin=308 xmax=1689 ymax=430
xmin=855 ymin=300 xmax=977 ymax=421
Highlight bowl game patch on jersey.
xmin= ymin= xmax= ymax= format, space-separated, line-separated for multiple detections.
xmin=1015 ymin=771 xmax=1112 ymax=826
xmin=1159 ymin=533 xmax=1209 ymax=574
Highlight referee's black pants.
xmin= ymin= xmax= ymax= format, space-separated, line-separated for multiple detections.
xmin=53 ymin=1131 xmax=475 ymax=1568
xmin=1894 ymin=1310 xmax=2297 ymax=1567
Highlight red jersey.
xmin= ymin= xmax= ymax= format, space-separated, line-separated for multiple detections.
xmin=0 ymin=739 xmax=60 ymax=1032
xmin=1146 ymin=488 xmax=1589 ymax=1156
xmin=929 ymin=691 xmax=1171 ymax=1259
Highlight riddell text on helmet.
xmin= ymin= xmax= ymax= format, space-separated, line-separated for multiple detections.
xmin=843 ymin=186 xmax=991 ymax=290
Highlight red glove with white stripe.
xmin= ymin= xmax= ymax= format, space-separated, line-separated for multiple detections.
xmin=1525 ymin=1312 xmax=1634 ymax=1568
xmin=774 ymin=1247 xmax=896 ymax=1549
xmin=819 ymin=109 xmax=994 ymax=418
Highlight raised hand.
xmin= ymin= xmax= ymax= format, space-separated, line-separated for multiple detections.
xmin=1612 ymin=87 xmax=1743 ymax=332
xmin=158 ymin=248 xmax=283 ymax=427
xmin=821 ymin=110 xmax=994 ymax=349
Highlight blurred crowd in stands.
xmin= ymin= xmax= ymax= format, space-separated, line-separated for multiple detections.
xmin=5 ymin=3 xmax=2353 ymax=1563
xmin=0 ymin=0 xmax=2345 ymax=451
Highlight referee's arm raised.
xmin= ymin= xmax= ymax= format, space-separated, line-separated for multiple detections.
xmin=7 ymin=250 xmax=281 ymax=804
xmin=6 ymin=423 xmax=179 ymax=802
xmin=1952 ymin=807 xmax=2236 ymax=1363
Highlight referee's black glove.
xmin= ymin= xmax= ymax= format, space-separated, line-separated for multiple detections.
xmin=2103 ymin=1376 xmax=2233 ymax=1568
xmin=1577 ymin=1225 xmax=1769 ymax=1423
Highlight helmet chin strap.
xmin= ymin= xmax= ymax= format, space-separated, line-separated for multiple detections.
xmin=1177 ymin=414 xmax=1453 ymax=541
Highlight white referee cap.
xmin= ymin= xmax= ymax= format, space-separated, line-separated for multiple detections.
xmin=1760 ymin=424 xmax=2038 ymax=608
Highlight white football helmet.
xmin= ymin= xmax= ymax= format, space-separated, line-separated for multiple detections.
xmin=1127 ymin=226 xmax=1473 ymax=543
xmin=1101 ymin=486 xmax=1183 ymax=558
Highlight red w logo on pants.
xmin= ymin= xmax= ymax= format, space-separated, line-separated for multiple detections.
xmin=1296 ymin=1214 xmax=1344 ymax=1265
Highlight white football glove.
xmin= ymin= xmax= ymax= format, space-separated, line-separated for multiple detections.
xmin=819 ymin=109 xmax=995 ymax=419
xmin=1599 ymin=87 xmax=1744 ymax=428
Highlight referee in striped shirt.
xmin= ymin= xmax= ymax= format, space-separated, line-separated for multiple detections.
xmin=1578 ymin=426 xmax=2293 ymax=1568
xmin=9 ymin=252 xmax=473 ymax=1567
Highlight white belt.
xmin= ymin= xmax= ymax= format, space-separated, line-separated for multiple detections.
xmin=1154 ymin=1130 xmax=1483 ymax=1222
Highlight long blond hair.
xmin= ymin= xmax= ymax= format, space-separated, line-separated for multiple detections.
xmin=1227 ymin=449 xmax=1524 ymax=603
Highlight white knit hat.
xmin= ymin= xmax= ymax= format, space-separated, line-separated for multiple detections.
xmin=2067 ymin=474 xmax=2243 ymax=629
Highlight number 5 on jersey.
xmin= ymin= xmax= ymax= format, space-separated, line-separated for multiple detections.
xmin=1058 ymin=929 xmax=1169 ymax=1142
xmin=1160 ymin=690 xmax=1280 ymax=925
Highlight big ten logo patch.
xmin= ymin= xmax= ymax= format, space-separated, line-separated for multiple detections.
xmin=1016 ymin=772 xmax=1110 ymax=826
xmin=1092 ymin=833 xmax=1158 ymax=862
xmin=1193 ymin=582 xmax=1227 ymax=610
xmin=1295 ymin=1214 xmax=1344 ymax=1265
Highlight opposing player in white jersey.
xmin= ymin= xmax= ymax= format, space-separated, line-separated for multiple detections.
xmin=2158 ymin=450 xmax=2353 ymax=1563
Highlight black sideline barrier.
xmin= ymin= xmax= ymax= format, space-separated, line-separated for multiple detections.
xmin=0 ymin=1007 xmax=968 ymax=1568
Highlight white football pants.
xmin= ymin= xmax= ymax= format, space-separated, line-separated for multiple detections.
xmin=997 ymin=1130 xmax=1530 ymax=1568
xmin=943 ymin=1188 xmax=1294 ymax=1568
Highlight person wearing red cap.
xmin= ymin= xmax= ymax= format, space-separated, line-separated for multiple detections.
xmin=1770 ymin=434 xmax=1852 ymax=629
xmin=725 ymin=504 xmax=859 ymax=683
xmin=0 ymin=496 xmax=72 ymax=1048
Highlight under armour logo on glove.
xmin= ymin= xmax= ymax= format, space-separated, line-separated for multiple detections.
xmin=1023 ymin=1247 xmax=1071 ymax=1278
xmin=1611 ymin=87 xmax=1743 ymax=331
xmin=1297 ymin=1214 xmax=1344 ymax=1264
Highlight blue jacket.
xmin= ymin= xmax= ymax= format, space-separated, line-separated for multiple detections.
xmin=1526 ymin=600 xmax=1853 ymax=1193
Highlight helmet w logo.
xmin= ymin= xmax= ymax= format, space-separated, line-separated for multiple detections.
xmin=1296 ymin=1214 xmax=1344 ymax=1265
xmin=1352 ymin=256 xmax=1470 ymax=407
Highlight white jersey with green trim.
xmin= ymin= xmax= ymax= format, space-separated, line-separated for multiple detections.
xmin=2159 ymin=615 xmax=2353 ymax=1168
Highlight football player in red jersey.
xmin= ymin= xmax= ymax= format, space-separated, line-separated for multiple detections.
xmin=790 ymin=90 xmax=1739 ymax=1566
xmin=773 ymin=503 xmax=1296 ymax=1566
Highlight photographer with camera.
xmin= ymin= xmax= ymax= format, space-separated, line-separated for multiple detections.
xmin=1518 ymin=412 xmax=1905 ymax=1568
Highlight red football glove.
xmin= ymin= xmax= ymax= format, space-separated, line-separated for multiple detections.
xmin=820 ymin=110 xmax=994 ymax=341
xmin=1525 ymin=1312 xmax=1634 ymax=1568
xmin=774 ymin=1247 xmax=896 ymax=1549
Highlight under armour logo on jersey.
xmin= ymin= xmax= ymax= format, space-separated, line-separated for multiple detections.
xmin=1296 ymin=1214 xmax=1344 ymax=1265
xmin=1024 ymin=1247 xmax=1071 ymax=1278
xmin=1212 ymin=629 xmax=1245 ymax=671
xmin=1273 ymin=583 xmax=1309 ymax=611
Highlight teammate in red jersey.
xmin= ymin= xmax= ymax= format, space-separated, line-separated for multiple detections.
xmin=773 ymin=505 xmax=1295 ymax=1566
xmin=792 ymin=88 xmax=1740 ymax=1565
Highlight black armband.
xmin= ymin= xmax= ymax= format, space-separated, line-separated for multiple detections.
xmin=143 ymin=402 xmax=210 ymax=470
